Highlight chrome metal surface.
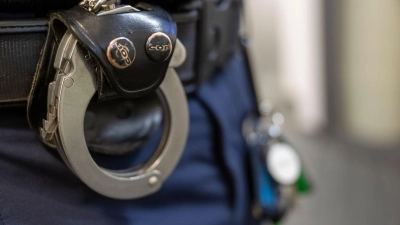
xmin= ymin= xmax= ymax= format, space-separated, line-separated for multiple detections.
xmin=80 ymin=0 xmax=138 ymax=15
xmin=169 ymin=39 xmax=186 ymax=68
xmin=42 ymin=30 xmax=189 ymax=199
xmin=97 ymin=5 xmax=140 ymax=16
xmin=80 ymin=0 xmax=107 ymax=12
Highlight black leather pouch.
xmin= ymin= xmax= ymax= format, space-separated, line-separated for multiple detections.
xmin=27 ymin=4 xmax=177 ymax=150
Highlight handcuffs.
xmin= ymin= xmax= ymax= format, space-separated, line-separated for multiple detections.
xmin=30 ymin=1 xmax=189 ymax=199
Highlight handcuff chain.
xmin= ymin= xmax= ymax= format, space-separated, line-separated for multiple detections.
xmin=79 ymin=0 xmax=120 ymax=13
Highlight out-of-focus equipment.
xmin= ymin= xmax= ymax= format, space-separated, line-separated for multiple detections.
xmin=243 ymin=101 xmax=311 ymax=223
xmin=241 ymin=44 xmax=311 ymax=222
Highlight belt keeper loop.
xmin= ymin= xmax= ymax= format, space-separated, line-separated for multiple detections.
xmin=196 ymin=0 xmax=240 ymax=84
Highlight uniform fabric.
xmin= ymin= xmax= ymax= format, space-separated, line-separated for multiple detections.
xmin=0 ymin=53 xmax=258 ymax=225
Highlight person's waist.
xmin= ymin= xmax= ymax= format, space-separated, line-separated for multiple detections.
xmin=0 ymin=0 xmax=241 ymax=107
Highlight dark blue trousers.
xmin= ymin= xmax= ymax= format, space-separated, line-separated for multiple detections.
xmin=0 ymin=53 xmax=258 ymax=225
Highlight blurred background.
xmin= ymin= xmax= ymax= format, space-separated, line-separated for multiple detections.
xmin=243 ymin=0 xmax=400 ymax=224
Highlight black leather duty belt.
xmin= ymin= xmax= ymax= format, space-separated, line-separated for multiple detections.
xmin=0 ymin=0 xmax=240 ymax=107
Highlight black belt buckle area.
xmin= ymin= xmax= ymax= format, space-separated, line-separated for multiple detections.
xmin=0 ymin=0 xmax=242 ymax=106
xmin=196 ymin=0 xmax=240 ymax=84
xmin=173 ymin=0 xmax=241 ymax=93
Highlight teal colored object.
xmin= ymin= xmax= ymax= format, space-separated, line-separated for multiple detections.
xmin=259 ymin=154 xmax=277 ymax=206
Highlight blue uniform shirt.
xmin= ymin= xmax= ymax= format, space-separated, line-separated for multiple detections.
xmin=0 ymin=52 xmax=258 ymax=225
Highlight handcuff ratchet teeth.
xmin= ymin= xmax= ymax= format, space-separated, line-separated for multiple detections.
xmin=41 ymin=30 xmax=189 ymax=199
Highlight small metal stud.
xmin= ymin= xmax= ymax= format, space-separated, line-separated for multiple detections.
xmin=148 ymin=176 xmax=158 ymax=186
